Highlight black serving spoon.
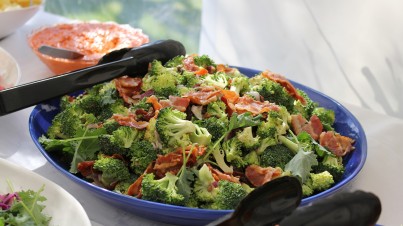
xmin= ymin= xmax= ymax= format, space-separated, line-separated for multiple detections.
xmin=278 ymin=190 xmax=382 ymax=226
xmin=0 ymin=39 xmax=185 ymax=116
xmin=207 ymin=176 xmax=303 ymax=226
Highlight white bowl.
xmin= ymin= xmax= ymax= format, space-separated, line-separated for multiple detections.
xmin=0 ymin=158 xmax=91 ymax=226
xmin=0 ymin=46 xmax=21 ymax=90
xmin=0 ymin=5 xmax=41 ymax=39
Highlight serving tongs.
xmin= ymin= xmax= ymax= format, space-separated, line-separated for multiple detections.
xmin=208 ymin=176 xmax=381 ymax=226
xmin=0 ymin=39 xmax=185 ymax=116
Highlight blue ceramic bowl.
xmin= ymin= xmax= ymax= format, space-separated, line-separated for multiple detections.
xmin=29 ymin=67 xmax=367 ymax=226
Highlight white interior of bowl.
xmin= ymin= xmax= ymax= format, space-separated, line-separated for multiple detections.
xmin=0 ymin=47 xmax=21 ymax=88
xmin=0 ymin=5 xmax=41 ymax=39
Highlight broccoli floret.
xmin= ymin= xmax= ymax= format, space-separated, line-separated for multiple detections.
xmin=128 ymin=140 xmax=158 ymax=175
xmin=260 ymin=144 xmax=295 ymax=169
xmin=177 ymin=71 xmax=200 ymax=88
xmin=236 ymin=126 xmax=260 ymax=150
xmin=194 ymin=117 xmax=228 ymax=142
xmin=292 ymin=89 xmax=318 ymax=119
xmin=250 ymin=74 xmax=295 ymax=111
xmin=93 ymin=156 xmax=131 ymax=188
xmin=194 ymin=164 xmax=218 ymax=203
xmin=156 ymin=107 xmax=196 ymax=148
xmin=312 ymin=107 xmax=335 ymax=131
xmin=201 ymin=72 xmax=228 ymax=89
xmin=257 ymin=110 xmax=289 ymax=140
xmin=222 ymin=138 xmax=246 ymax=168
xmin=229 ymin=74 xmax=250 ymax=95
xmin=97 ymin=99 xmax=129 ymax=121
xmin=193 ymin=55 xmax=216 ymax=68
xmin=141 ymin=172 xmax=185 ymax=206
xmin=309 ymin=171 xmax=335 ymax=192
xmin=208 ymin=180 xmax=248 ymax=210
xmin=189 ymin=124 xmax=212 ymax=146
xmin=205 ymin=100 xmax=228 ymax=121
xmin=164 ymin=55 xmax=185 ymax=67
xmin=102 ymin=119 xmax=121 ymax=134
xmin=313 ymin=155 xmax=345 ymax=183
xmin=47 ymin=105 xmax=97 ymax=139
xmin=142 ymin=60 xmax=179 ymax=98
xmin=98 ymin=126 xmax=144 ymax=156
xmin=244 ymin=151 xmax=260 ymax=166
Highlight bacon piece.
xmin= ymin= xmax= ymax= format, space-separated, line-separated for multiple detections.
xmin=112 ymin=114 xmax=149 ymax=129
xmin=127 ymin=175 xmax=143 ymax=198
xmin=207 ymin=165 xmax=240 ymax=183
xmin=183 ymin=55 xmax=199 ymax=72
xmin=77 ymin=160 xmax=95 ymax=177
xmin=319 ymin=131 xmax=355 ymax=157
xmin=184 ymin=86 xmax=221 ymax=105
xmin=291 ymin=114 xmax=323 ymax=140
xmin=153 ymin=145 xmax=206 ymax=178
xmin=216 ymin=64 xmax=235 ymax=73
xmin=146 ymin=95 xmax=162 ymax=111
xmin=159 ymin=96 xmax=191 ymax=112
xmin=114 ymin=76 xmax=143 ymax=104
xmin=245 ymin=165 xmax=282 ymax=187
xmin=261 ymin=70 xmax=306 ymax=105
xmin=234 ymin=96 xmax=280 ymax=116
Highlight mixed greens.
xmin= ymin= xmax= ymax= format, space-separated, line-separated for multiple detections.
xmin=0 ymin=182 xmax=51 ymax=226
xmin=39 ymin=55 xmax=355 ymax=210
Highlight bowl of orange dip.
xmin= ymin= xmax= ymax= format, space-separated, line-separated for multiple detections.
xmin=28 ymin=22 xmax=149 ymax=75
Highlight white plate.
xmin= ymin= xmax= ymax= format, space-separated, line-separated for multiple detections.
xmin=0 ymin=46 xmax=20 ymax=89
xmin=0 ymin=158 xmax=91 ymax=226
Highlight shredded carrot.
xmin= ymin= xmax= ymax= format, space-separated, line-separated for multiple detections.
xmin=146 ymin=95 xmax=162 ymax=111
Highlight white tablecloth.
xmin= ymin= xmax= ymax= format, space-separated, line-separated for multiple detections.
xmin=1 ymin=8 xmax=403 ymax=226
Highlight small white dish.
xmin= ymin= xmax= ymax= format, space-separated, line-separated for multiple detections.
xmin=0 ymin=46 xmax=21 ymax=90
xmin=0 ymin=158 xmax=91 ymax=226
xmin=0 ymin=4 xmax=41 ymax=39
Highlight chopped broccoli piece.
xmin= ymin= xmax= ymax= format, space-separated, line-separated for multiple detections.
xmin=98 ymin=126 xmax=144 ymax=156
xmin=156 ymin=107 xmax=196 ymax=148
xmin=93 ymin=156 xmax=131 ymax=188
xmin=260 ymin=144 xmax=295 ymax=169
xmin=208 ymin=180 xmax=248 ymax=210
xmin=236 ymin=126 xmax=260 ymax=150
xmin=229 ymin=73 xmax=250 ymax=95
xmin=257 ymin=109 xmax=289 ymax=140
xmin=313 ymin=155 xmax=345 ymax=183
xmin=128 ymin=140 xmax=159 ymax=175
xmin=206 ymin=100 xmax=228 ymax=121
xmin=141 ymin=172 xmax=185 ymax=206
xmin=202 ymin=72 xmax=228 ymax=89
xmin=244 ymin=150 xmax=260 ymax=166
xmin=194 ymin=164 xmax=218 ymax=202
xmin=194 ymin=117 xmax=228 ymax=142
xmin=309 ymin=171 xmax=335 ymax=191
xmin=142 ymin=60 xmax=179 ymax=98
xmin=193 ymin=55 xmax=216 ymax=68
xmin=222 ymin=138 xmax=246 ymax=168
xmin=177 ymin=71 xmax=200 ymax=88
xmin=164 ymin=55 xmax=185 ymax=67
xmin=189 ymin=124 xmax=212 ymax=146
xmin=312 ymin=107 xmax=336 ymax=131
xmin=250 ymin=74 xmax=295 ymax=111
xmin=292 ymin=89 xmax=318 ymax=119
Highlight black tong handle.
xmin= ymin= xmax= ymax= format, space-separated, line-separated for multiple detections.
xmin=0 ymin=40 xmax=185 ymax=116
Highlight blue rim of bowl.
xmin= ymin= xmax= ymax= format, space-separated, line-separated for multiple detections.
xmin=28 ymin=66 xmax=367 ymax=218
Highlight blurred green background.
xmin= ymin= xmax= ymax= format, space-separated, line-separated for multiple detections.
xmin=44 ymin=0 xmax=202 ymax=53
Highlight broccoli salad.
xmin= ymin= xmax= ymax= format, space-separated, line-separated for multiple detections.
xmin=39 ymin=55 xmax=355 ymax=210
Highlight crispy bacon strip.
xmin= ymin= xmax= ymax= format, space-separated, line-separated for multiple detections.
xmin=261 ymin=70 xmax=306 ymax=105
xmin=114 ymin=76 xmax=143 ymax=104
xmin=245 ymin=164 xmax=282 ymax=187
xmin=184 ymin=86 xmax=221 ymax=105
xmin=291 ymin=114 xmax=323 ymax=140
xmin=159 ymin=96 xmax=191 ymax=112
xmin=183 ymin=55 xmax=199 ymax=72
xmin=112 ymin=113 xmax=149 ymax=129
xmin=207 ymin=164 xmax=240 ymax=183
xmin=234 ymin=96 xmax=280 ymax=116
xmin=319 ymin=131 xmax=355 ymax=157
xmin=153 ymin=145 xmax=206 ymax=178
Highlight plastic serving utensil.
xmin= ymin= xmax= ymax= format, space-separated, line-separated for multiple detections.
xmin=0 ymin=39 xmax=185 ymax=116
xmin=38 ymin=45 xmax=85 ymax=60
xmin=207 ymin=176 xmax=302 ymax=226
xmin=278 ymin=190 xmax=382 ymax=226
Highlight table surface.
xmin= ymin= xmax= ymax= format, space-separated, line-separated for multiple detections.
xmin=1 ymin=7 xmax=403 ymax=226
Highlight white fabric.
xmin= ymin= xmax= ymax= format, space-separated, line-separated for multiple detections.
xmin=200 ymin=0 xmax=403 ymax=119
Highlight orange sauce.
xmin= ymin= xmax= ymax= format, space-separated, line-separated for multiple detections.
xmin=28 ymin=22 xmax=149 ymax=75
